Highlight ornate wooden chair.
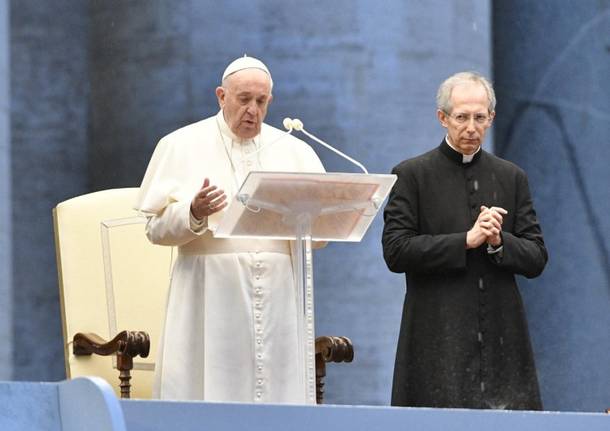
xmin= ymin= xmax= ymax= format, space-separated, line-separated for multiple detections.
xmin=53 ymin=188 xmax=352 ymax=402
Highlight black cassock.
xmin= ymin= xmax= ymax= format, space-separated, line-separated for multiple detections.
xmin=382 ymin=140 xmax=547 ymax=410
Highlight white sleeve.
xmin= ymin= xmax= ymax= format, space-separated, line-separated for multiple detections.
xmin=145 ymin=199 xmax=207 ymax=246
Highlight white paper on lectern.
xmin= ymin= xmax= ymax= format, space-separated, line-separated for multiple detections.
xmin=214 ymin=172 xmax=397 ymax=241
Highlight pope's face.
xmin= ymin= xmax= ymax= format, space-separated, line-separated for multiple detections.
xmin=437 ymin=82 xmax=495 ymax=155
xmin=216 ymin=68 xmax=273 ymax=140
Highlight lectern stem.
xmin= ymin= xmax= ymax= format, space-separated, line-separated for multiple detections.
xmin=295 ymin=217 xmax=316 ymax=404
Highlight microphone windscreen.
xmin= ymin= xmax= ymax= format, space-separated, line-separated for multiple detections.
xmin=292 ymin=119 xmax=304 ymax=131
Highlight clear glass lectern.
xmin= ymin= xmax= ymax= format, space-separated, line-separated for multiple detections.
xmin=214 ymin=171 xmax=396 ymax=404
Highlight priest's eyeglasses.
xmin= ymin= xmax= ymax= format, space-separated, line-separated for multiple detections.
xmin=446 ymin=112 xmax=491 ymax=125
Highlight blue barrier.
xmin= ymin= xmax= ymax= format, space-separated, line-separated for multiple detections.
xmin=1 ymin=379 xmax=608 ymax=431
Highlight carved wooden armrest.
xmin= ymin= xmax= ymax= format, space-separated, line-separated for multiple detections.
xmin=73 ymin=330 xmax=150 ymax=398
xmin=315 ymin=335 xmax=354 ymax=404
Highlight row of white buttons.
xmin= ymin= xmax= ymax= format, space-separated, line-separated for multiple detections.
xmin=254 ymin=256 xmax=265 ymax=402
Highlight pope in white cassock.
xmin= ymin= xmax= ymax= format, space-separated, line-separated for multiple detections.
xmin=134 ymin=56 xmax=325 ymax=403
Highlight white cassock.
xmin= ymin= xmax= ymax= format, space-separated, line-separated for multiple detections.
xmin=134 ymin=111 xmax=325 ymax=403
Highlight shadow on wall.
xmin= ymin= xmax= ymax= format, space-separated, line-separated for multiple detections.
xmin=495 ymin=8 xmax=610 ymax=412
xmin=501 ymin=101 xmax=610 ymax=286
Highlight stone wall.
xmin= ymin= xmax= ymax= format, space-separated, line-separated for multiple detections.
xmin=493 ymin=0 xmax=610 ymax=412
xmin=0 ymin=0 xmax=11 ymax=380
xmin=10 ymin=0 xmax=89 ymax=380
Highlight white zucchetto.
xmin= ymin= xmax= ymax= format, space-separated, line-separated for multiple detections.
xmin=221 ymin=55 xmax=273 ymax=88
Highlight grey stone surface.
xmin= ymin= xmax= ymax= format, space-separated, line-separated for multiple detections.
xmin=0 ymin=0 xmax=11 ymax=380
xmin=10 ymin=0 xmax=89 ymax=380
xmin=493 ymin=0 xmax=610 ymax=412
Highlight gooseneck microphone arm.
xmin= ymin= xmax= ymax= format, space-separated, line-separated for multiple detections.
xmin=284 ymin=118 xmax=369 ymax=174
xmin=247 ymin=124 xmax=295 ymax=156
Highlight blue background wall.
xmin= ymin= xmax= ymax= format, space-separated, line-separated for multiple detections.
xmin=10 ymin=0 xmax=89 ymax=381
xmin=493 ymin=1 xmax=610 ymax=412
xmin=1 ymin=0 xmax=608 ymax=412
xmin=0 ymin=0 xmax=11 ymax=381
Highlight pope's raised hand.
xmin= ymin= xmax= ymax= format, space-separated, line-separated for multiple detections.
xmin=190 ymin=178 xmax=228 ymax=220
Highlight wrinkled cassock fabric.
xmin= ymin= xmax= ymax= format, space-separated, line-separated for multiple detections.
xmin=135 ymin=111 xmax=324 ymax=403
xmin=382 ymin=140 xmax=547 ymax=410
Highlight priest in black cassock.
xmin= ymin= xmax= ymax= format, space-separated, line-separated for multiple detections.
xmin=382 ymin=72 xmax=547 ymax=410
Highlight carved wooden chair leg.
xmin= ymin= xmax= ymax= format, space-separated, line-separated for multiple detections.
xmin=315 ymin=351 xmax=326 ymax=404
xmin=73 ymin=330 xmax=150 ymax=398
xmin=314 ymin=336 xmax=354 ymax=404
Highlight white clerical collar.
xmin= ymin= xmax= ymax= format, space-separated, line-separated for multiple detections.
xmin=445 ymin=135 xmax=480 ymax=163
xmin=216 ymin=110 xmax=259 ymax=144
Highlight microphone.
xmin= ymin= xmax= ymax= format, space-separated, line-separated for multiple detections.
xmin=283 ymin=117 xmax=298 ymax=131
xmin=283 ymin=118 xmax=368 ymax=174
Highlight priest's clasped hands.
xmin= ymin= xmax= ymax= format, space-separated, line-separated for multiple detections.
xmin=190 ymin=178 xmax=228 ymax=220
xmin=466 ymin=205 xmax=507 ymax=249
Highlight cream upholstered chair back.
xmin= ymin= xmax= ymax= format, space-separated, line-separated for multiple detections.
xmin=53 ymin=188 xmax=173 ymax=399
